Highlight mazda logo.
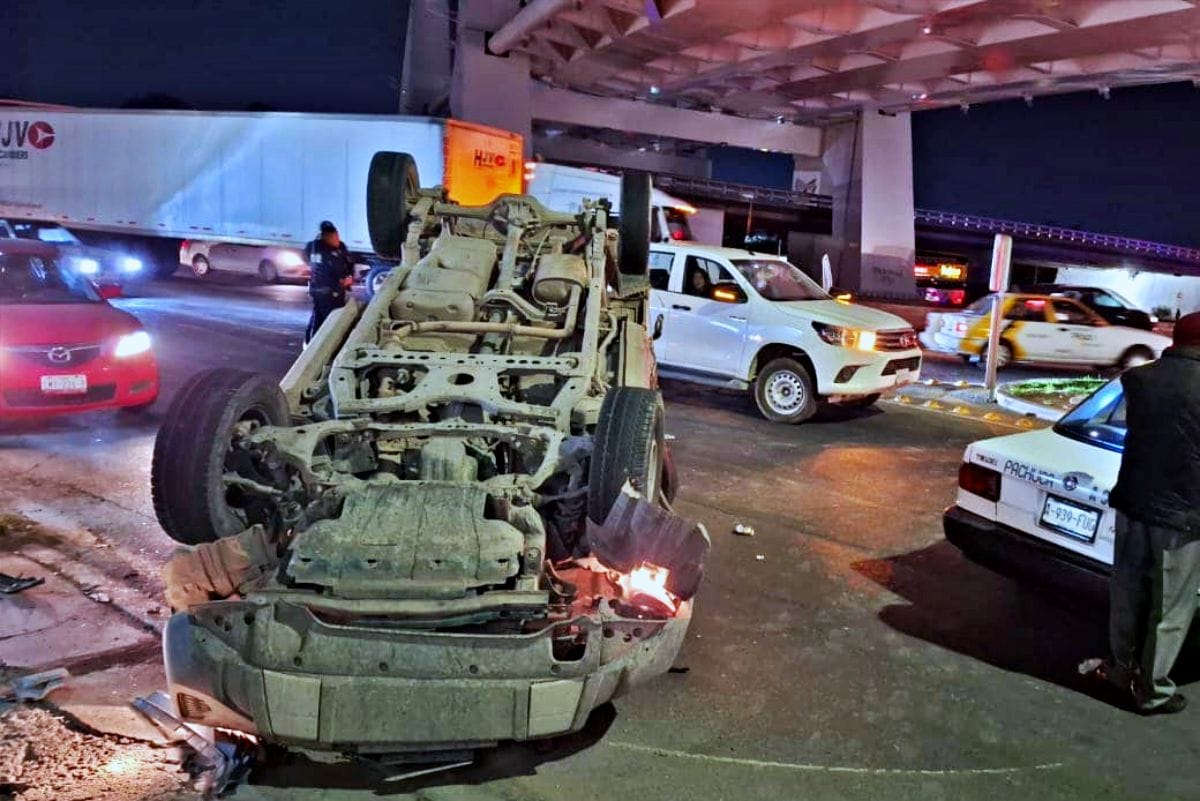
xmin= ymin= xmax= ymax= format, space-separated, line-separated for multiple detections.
xmin=47 ymin=346 xmax=71 ymax=364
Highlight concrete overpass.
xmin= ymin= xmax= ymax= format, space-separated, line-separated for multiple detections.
xmin=403 ymin=0 xmax=1200 ymax=294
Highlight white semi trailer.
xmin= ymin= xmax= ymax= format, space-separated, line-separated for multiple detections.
xmin=0 ymin=107 xmax=524 ymax=276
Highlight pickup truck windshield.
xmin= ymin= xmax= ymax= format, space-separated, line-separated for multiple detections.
xmin=732 ymin=259 xmax=827 ymax=301
xmin=12 ymin=222 xmax=83 ymax=246
xmin=1053 ymin=378 xmax=1126 ymax=453
xmin=0 ymin=253 xmax=99 ymax=304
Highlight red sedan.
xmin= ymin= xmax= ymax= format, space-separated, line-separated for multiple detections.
xmin=0 ymin=241 xmax=158 ymax=418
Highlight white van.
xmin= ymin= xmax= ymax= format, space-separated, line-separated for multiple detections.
xmin=525 ymin=162 xmax=695 ymax=243
xmin=649 ymin=243 xmax=922 ymax=423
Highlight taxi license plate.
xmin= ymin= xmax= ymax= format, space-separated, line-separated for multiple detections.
xmin=40 ymin=374 xmax=88 ymax=395
xmin=1040 ymin=495 xmax=1100 ymax=542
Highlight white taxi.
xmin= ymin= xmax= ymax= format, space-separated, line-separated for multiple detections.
xmin=922 ymin=293 xmax=1170 ymax=370
xmin=944 ymin=378 xmax=1127 ymax=584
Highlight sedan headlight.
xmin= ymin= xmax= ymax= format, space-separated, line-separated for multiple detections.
xmin=121 ymin=257 xmax=143 ymax=273
xmin=76 ymin=257 xmax=100 ymax=275
xmin=114 ymin=330 xmax=152 ymax=358
xmin=812 ymin=322 xmax=876 ymax=352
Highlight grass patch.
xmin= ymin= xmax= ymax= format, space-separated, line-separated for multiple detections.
xmin=1005 ymin=377 xmax=1105 ymax=399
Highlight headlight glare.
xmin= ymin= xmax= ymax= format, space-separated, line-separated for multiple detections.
xmin=121 ymin=257 xmax=143 ymax=272
xmin=114 ymin=330 xmax=152 ymax=358
xmin=77 ymin=257 xmax=100 ymax=275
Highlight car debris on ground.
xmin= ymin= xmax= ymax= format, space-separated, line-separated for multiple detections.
xmin=0 ymin=573 xmax=43 ymax=594
xmin=1 ymin=670 xmax=69 ymax=703
xmin=733 ymin=523 xmax=756 ymax=536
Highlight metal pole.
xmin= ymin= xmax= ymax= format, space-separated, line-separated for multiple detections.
xmin=985 ymin=234 xmax=1013 ymax=399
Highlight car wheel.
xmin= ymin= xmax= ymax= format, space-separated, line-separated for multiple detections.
xmin=618 ymin=172 xmax=651 ymax=277
xmin=974 ymin=341 xmax=1013 ymax=370
xmin=754 ymin=357 xmax=818 ymax=423
xmin=1118 ymin=345 xmax=1155 ymax=370
xmin=365 ymin=262 xmax=393 ymax=300
xmin=367 ymin=151 xmax=419 ymax=259
xmin=151 ymin=368 xmax=290 ymax=545
xmin=258 ymin=260 xmax=279 ymax=283
xmin=587 ymin=387 xmax=666 ymax=524
xmin=191 ymin=255 xmax=211 ymax=278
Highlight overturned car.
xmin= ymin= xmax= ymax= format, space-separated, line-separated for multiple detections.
xmin=151 ymin=153 xmax=709 ymax=758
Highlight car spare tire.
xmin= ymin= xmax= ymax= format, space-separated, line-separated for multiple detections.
xmin=618 ymin=171 xmax=652 ymax=277
xmin=588 ymin=387 xmax=666 ymax=523
xmin=367 ymin=151 xmax=419 ymax=259
xmin=152 ymin=368 xmax=290 ymax=545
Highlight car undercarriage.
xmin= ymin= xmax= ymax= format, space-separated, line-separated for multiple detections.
xmin=150 ymin=153 xmax=709 ymax=758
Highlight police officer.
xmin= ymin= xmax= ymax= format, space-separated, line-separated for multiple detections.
xmin=304 ymin=220 xmax=354 ymax=342
xmin=1104 ymin=311 xmax=1200 ymax=714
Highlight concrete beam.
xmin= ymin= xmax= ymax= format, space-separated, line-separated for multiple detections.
xmin=533 ymin=135 xmax=711 ymax=177
xmin=531 ymin=84 xmax=823 ymax=157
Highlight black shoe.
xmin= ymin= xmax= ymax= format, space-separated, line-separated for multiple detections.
xmin=1137 ymin=693 xmax=1188 ymax=716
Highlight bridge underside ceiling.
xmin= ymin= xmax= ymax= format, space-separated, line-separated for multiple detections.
xmin=501 ymin=0 xmax=1200 ymax=124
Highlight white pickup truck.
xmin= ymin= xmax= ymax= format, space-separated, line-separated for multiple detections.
xmin=648 ymin=243 xmax=922 ymax=423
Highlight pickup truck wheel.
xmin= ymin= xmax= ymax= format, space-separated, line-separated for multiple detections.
xmin=152 ymin=368 xmax=290 ymax=545
xmin=618 ymin=172 xmax=652 ymax=277
xmin=755 ymin=357 xmax=818 ymax=423
xmin=191 ymin=255 xmax=211 ymax=278
xmin=365 ymin=262 xmax=393 ymax=300
xmin=588 ymin=387 xmax=665 ymax=524
xmin=367 ymin=151 xmax=419 ymax=260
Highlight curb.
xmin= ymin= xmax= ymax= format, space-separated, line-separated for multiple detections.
xmin=994 ymin=390 xmax=1064 ymax=422
xmin=888 ymin=380 xmax=1048 ymax=430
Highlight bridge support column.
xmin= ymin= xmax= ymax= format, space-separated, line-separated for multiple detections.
xmin=824 ymin=109 xmax=917 ymax=299
xmin=450 ymin=0 xmax=533 ymax=157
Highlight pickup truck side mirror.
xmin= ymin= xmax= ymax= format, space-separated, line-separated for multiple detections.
xmin=652 ymin=314 xmax=665 ymax=340
xmin=709 ymin=281 xmax=746 ymax=304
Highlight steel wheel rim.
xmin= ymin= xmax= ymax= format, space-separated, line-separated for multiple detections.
xmin=193 ymin=258 xmax=208 ymax=276
xmin=765 ymin=369 xmax=806 ymax=415
xmin=645 ymin=438 xmax=660 ymax=500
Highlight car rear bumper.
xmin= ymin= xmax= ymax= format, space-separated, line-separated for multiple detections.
xmin=943 ymin=504 xmax=1110 ymax=585
xmin=164 ymin=597 xmax=691 ymax=753
xmin=0 ymin=358 xmax=158 ymax=418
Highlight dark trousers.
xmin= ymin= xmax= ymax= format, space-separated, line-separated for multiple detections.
xmin=306 ymin=294 xmax=344 ymax=343
xmin=1110 ymin=512 xmax=1200 ymax=709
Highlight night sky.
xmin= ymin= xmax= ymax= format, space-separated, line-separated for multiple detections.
xmin=4 ymin=2 xmax=1198 ymax=248
xmin=913 ymin=82 xmax=1200 ymax=249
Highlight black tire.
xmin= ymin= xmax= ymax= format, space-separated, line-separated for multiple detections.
xmin=618 ymin=171 xmax=651 ymax=276
xmin=1118 ymin=345 xmax=1154 ymax=370
xmin=754 ymin=357 xmax=818 ymax=423
xmin=191 ymin=255 xmax=211 ymax=278
xmin=151 ymin=368 xmax=290 ymax=545
xmin=365 ymin=262 xmax=393 ymax=300
xmin=974 ymin=341 xmax=1013 ymax=370
xmin=258 ymin=260 xmax=279 ymax=283
xmin=587 ymin=387 xmax=666 ymax=524
xmin=367 ymin=151 xmax=419 ymax=259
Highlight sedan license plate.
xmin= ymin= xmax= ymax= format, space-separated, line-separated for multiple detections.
xmin=40 ymin=374 xmax=88 ymax=395
xmin=1041 ymin=495 xmax=1100 ymax=542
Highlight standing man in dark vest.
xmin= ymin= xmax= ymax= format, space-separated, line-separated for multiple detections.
xmin=1107 ymin=312 xmax=1200 ymax=714
xmin=305 ymin=220 xmax=354 ymax=343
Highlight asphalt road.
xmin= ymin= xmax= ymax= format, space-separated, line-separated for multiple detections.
xmin=2 ymin=279 xmax=1196 ymax=800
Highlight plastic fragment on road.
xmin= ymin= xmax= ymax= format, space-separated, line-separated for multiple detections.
xmin=733 ymin=523 xmax=755 ymax=537
xmin=755 ymin=554 xmax=766 ymax=561
xmin=3 ymin=668 xmax=70 ymax=702
xmin=132 ymin=690 xmax=254 ymax=796
xmin=0 ymin=572 xmax=44 ymax=594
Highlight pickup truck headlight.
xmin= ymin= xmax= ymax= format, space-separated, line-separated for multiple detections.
xmin=114 ymin=330 xmax=152 ymax=359
xmin=812 ymin=322 xmax=876 ymax=352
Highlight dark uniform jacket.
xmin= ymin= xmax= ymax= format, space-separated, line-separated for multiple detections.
xmin=1110 ymin=346 xmax=1200 ymax=536
xmin=304 ymin=238 xmax=354 ymax=299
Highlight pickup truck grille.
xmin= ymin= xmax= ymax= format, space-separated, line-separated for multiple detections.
xmin=875 ymin=328 xmax=918 ymax=352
